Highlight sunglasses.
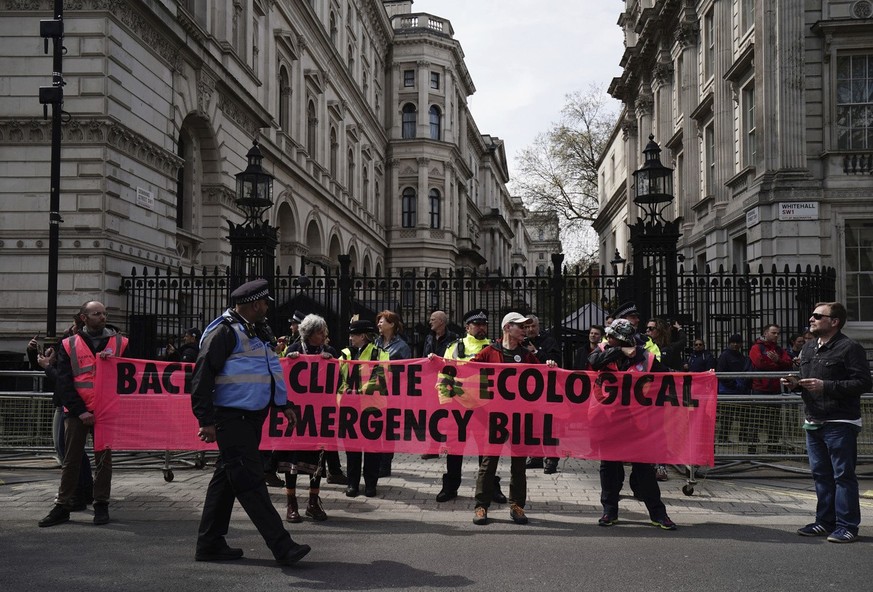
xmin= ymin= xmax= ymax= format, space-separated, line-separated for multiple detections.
xmin=810 ymin=313 xmax=833 ymax=320
xmin=645 ymin=326 xmax=656 ymax=331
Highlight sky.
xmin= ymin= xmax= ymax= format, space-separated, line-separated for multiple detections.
xmin=411 ymin=0 xmax=626 ymax=177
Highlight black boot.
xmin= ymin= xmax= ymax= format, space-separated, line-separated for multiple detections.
xmin=492 ymin=476 xmax=507 ymax=504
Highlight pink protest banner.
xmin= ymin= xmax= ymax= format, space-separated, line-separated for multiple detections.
xmin=93 ymin=355 xmax=717 ymax=465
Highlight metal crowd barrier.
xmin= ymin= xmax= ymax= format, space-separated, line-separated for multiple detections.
xmin=2 ymin=369 xmax=871 ymax=484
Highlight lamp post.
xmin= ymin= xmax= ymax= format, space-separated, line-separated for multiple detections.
xmin=228 ymin=139 xmax=277 ymax=288
xmin=628 ymin=135 xmax=682 ymax=321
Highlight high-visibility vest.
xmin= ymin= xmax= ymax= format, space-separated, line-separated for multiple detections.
xmin=62 ymin=332 xmax=128 ymax=411
xmin=444 ymin=335 xmax=491 ymax=361
xmin=202 ymin=311 xmax=287 ymax=410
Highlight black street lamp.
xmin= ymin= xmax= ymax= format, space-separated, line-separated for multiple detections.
xmin=628 ymin=134 xmax=682 ymax=321
xmin=610 ymin=248 xmax=626 ymax=275
xmin=228 ymin=138 xmax=278 ymax=289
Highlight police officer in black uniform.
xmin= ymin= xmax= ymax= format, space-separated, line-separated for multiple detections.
xmin=191 ymin=278 xmax=310 ymax=565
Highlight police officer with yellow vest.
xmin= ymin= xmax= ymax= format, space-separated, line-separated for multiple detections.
xmin=39 ymin=300 xmax=128 ymax=528
xmin=338 ymin=318 xmax=391 ymax=497
xmin=430 ymin=309 xmax=507 ymax=505
xmin=191 ymin=279 xmax=310 ymax=565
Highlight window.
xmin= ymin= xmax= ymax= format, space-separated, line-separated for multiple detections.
xmin=704 ymin=122 xmax=716 ymax=196
xmin=329 ymin=127 xmax=338 ymax=177
xmin=428 ymin=189 xmax=441 ymax=228
xmin=329 ymin=11 xmax=337 ymax=44
xmin=845 ymin=220 xmax=873 ymax=321
xmin=403 ymin=69 xmax=414 ymax=87
xmin=836 ymin=54 xmax=873 ymax=150
xmin=740 ymin=0 xmax=754 ymax=34
xmin=347 ymin=148 xmax=355 ymax=195
xmin=742 ymin=83 xmax=756 ymax=167
xmin=278 ymin=66 xmax=290 ymax=132
xmin=430 ymin=72 xmax=440 ymax=89
xmin=401 ymin=187 xmax=416 ymax=228
xmin=703 ymin=7 xmax=715 ymax=80
xmin=347 ymin=44 xmax=354 ymax=75
xmin=402 ymin=103 xmax=417 ymax=138
xmin=538 ymin=229 xmax=545 ymax=241
xmin=429 ymin=105 xmax=441 ymax=140
xmin=675 ymin=53 xmax=683 ymax=113
xmin=306 ymin=100 xmax=317 ymax=155
xmin=362 ymin=166 xmax=369 ymax=209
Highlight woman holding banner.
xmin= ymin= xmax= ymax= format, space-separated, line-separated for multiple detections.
xmin=283 ymin=314 xmax=338 ymax=522
xmin=374 ymin=310 xmax=412 ymax=478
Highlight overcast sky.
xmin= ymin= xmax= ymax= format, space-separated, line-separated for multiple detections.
xmin=411 ymin=0 xmax=626 ymax=176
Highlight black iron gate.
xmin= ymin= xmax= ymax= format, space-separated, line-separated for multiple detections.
xmin=120 ymin=256 xmax=836 ymax=364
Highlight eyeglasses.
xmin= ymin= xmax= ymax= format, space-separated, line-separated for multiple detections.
xmin=645 ymin=326 xmax=656 ymax=331
xmin=810 ymin=313 xmax=833 ymax=320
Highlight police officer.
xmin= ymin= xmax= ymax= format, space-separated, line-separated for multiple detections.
xmin=191 ymin=279 xmax=310 ymax=565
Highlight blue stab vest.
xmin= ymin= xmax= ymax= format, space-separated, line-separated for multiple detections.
xmin=203 ymin=310 xmax=287 ymax=410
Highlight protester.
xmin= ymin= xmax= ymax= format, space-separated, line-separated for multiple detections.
xmin=190 ymin=279 xmax=310 ymax=565
xmin=165 ymin=327 xmax=201 ymax=363
xmin=573 ymin=324 xmax=604 ymax=371
xmin=644 ymin=317 xmax=685 ymax=481
xmin=38 ymin=301 xmax=128 ymax=527
xmin=588 ymin=318 xmax=677 ymax=531
xmin=338 ymin=318 xmax=391 ymax=497
xmin=374 ymin=310 xmax=412 ymax=477
xmin=714 ymin=333 xmax=749 ymax=443
xmin=783 ymin=302 xmax=871 ymax=543
xmin=470 ymin=312 xmax=557 ymax=526
xmin=420 ymin=310 xmax=458 ymax=459
xmin=684 ymin=338 xmax=717 ymax=372
xmin=524 ymin=314 xmax=563 ymax=473
xmin=748 ymin=323 xmax=793 ymax=453
xmin=283 ymin=314 xmax=338 ymax=522
xmin=429 ymin=308 xmax=506 ymax=505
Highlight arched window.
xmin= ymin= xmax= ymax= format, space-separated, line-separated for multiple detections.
xmin=347 ymin=44 xmax=354 ymax=75
xmin=429 ymin=105 xmax=441 ymax=140
xmin=402 ymin=103 xmax=417 ymax=139
xmin=329 ymin=11 xmax=337 ymax=44
xmin=428 ymin=188 xmax=441 ymax=229
xmin=401 ymin=187 xmax=416 ymax=228
xmin=278 ymin=66 xmax=290 ymax=132
xmin=329 ymin=127 xmax=338 ymax=177
xmin=306 ymin=100 xmax=317 ymax=155
xmin=362 ymin=166 xmax=369 ymax=209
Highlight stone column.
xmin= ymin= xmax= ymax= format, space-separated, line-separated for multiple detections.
xmin=417 ymin=157 xmax=429 ymax=228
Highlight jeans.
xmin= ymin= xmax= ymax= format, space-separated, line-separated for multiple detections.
xmin=806 ymin=422 xmax=861 ymax=534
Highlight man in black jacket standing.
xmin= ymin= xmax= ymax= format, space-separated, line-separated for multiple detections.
xmin=783 ymin=302 xmax=871 ymax=543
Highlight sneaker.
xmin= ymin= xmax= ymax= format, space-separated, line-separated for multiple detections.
xmin=276 ymin=543 xmax=311 ymax=565
xmin=509 ymin=503 xmax=528 ymax=525
xmin=796 ymin=523 xmax=829 ymax=537
xmin=651 ymin=516 xmax=677 ymax=530
xmin=655 ymin=465 xmax=669 ymax=481
xmin=326 ymin=473 xmax=348 ymax=485
xmin=598 ymin=514 xmax=618 ymax=527
xmin=473 ymin=506 xmax=488 ymax=525
xmin=827 ymin=527 xmax=858 ymax=543
xmin=38 ymin=505 xmax=70 ymax=528
xmin=93 ymin=502 xmax=110 ymax=525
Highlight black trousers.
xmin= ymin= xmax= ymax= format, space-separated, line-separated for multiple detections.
xmin=443 ymin=455 xmax=499 ymax=493
xmin=197 ymin=407 xmax=297 ymax=558
xmin=346 ymin=451 xmax=382 ymax=489
xmin=599 ymin=461 xmax=667 ymax=521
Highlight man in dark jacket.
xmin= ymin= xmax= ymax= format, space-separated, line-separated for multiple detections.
xmin=783 ymin=302 xmax=871 ymax=543
xmin=165 ymin=327 xmax=201 ymax=363
xmin=714 ymin=333 xmax=748 ymax=444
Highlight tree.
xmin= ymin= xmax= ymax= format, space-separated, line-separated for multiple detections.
xmin=513 ymin=85 xmax=618 ymax=265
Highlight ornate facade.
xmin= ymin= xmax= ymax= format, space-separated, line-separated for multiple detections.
xmin=0 ymin=0 xmax=546 ymax=347
xmin=594 ymin=0 xmax=873 ymax=338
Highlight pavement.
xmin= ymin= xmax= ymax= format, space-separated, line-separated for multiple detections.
xmin=3 ymin=453 xmax=873 ymax=591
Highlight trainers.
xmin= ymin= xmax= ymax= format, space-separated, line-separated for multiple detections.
xmin=651 ymin=516 xmax=677 ymax=530
xmin=93 ymin=502 xmax=110 ymax=525
xmin=598 ymin=514 xmax=618 ymax=527
xmin=473 ymin=506 xmax=488 ymax=525
xmin=326 ymin=473 xmax=348 ymax=485
xmin=827 ymin=527 xmax=858 ymax=543
xmin=655 ymin=464 xmax=669 ymax=481
xmin=509 ymin=503 xmax=528 ymax=525
xmin=38 ymin=504 xmax=70 ymax=528
xmin=276 ymin=543 xmax=311 ymax=566
xmin=797 ymin=523 xmax=829 ymax=537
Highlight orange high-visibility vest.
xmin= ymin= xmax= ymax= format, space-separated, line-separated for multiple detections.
xmin=62 ymin=332 xmax=128 ymax=411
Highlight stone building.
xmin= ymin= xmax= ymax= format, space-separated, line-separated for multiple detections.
xmin=0 ymin=0 xmax=541 ymax=349
xmin=593 ymin=0 xmax=873 ymax=337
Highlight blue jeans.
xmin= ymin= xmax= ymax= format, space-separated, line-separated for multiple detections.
xmin=806 ymin=423 xmax=861 ymax=534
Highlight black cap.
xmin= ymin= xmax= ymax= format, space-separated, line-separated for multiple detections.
xmin=184 ymin=327 xmax=202 ymax=339
xmin=728 ymin=333 xmax=743 ymax=343
xmin=348 ymin=319 xmax=376 ymax=335
xmin=230 ymin=278 xmax=273 ymax=304
xmin=290 ymin=310 xmax=305 ymax=325
xmin=463 ymin=308 xmax=488 ymax=325
xmin=613 ymin=301 xmax=639 ymax=318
